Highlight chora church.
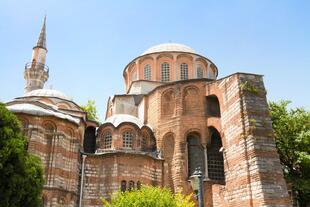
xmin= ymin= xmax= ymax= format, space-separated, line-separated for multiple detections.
xmin=5 ymin=17 xmax=292 ymax=206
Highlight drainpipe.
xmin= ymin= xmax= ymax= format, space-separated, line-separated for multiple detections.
xmin=79 ymin=154 xmax=87 ymax=207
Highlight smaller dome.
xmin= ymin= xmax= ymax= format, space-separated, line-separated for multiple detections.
xmin=142 ymin=43 xmax=196 ymax=55
xmin=104 ymin=114 xmax=144 ymax=128
xmin=24 ymin=89 xmax=70 ymax=100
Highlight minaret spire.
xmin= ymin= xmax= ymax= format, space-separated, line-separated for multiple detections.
xmin=24 ymin=16 xmax=49 ymax=94
xmin=34 ymin=15 xmax=47 ymax=49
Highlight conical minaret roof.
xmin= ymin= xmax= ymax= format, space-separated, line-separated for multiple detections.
xmin=34 ymin=16 xmax=47 ymax=50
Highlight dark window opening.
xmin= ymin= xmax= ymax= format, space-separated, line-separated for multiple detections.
xmin=206 ymin=95 xmax=221 ymax=117
xmin=121 ymin=180 xmax=126 ymax=192
xmin=207 ymin=127 xmax=225 ymax=182
xmin=83 ymin=126 xmax=96 ymax=153
xmin=137 ymin=181 xmax=141 ymax=190
xmin=128 ymin=180 xmax=134 ymax=191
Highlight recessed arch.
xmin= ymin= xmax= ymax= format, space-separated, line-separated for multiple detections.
xmin=161 ymin=88 xmax=175 ymax=117
xmin=162 ymin=132 xmax=175 ymax=191
xmin=183 ymin=86 xmax=200 ymax=114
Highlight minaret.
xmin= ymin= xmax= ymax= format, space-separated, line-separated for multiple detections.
xmin=24 ymin=16 xmax=49 ymax=94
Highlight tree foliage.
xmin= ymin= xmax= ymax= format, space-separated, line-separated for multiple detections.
xmin=269 ymin=100 xmax=310 ymax=205
xmin=101 ymin=185 xmax=195 ymax=207
xmin=0 ymin=102 xmax=44 ymax=207
xmin=80 ymin=100 xmax=100 ymax=122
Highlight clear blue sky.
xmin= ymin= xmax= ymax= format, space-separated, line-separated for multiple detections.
xmin=0 ymin=0 xmax=309 ymax=120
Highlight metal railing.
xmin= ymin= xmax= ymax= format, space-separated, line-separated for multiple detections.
xmin=25 ymin=62 xmax=49 ymax=73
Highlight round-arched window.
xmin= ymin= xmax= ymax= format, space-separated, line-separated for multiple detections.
xmin=123 ymin=131 xmax=133 ymax=148
xmin=103 ymin=132 xmax=112 ymax=149
xmin=161 ymin=62 xmax=170 ymax=82
xmin=144 ymin=64 xmax=151 ymax=80
xmin=180 ymin=63 xmax=188 ymax=80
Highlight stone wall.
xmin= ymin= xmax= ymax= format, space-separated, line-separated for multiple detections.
xmin=82 ymin=153 xmax=163 ymax=207
xmin=16 ymin=114 xmax=83 ymax=207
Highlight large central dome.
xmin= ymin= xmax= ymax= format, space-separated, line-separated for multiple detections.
xmin=142 ymin=43 xmax=196 ymax=55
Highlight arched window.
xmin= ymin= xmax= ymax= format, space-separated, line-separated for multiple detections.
xmin=128 ymin=180 xmax=135 ymax=191
xmin=187 ymin=134 xmax=205 ymax=177
xmin=121 ymin=180 xmax=127 ymax=192
xmin=207 ymin=127 xmax=225 ymax=182
xmin=180 ymin=63 xmax=188 ymax=80
xmin=123 ymin=131 xmax=133 ymax=148
xmin=196 ymin=66 xmax=203 ymax=78
xmin=161 ymin=62 xmax=170 ymax=82
xmin=137 ymin=181 xmax=141 ymax=190
xmin=144 ymin=64 xmax=151 ymax=80
xmin=103 ymin=132 xmax=112 ymax=149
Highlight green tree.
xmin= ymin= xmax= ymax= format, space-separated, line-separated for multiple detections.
xmin=269 ymin=100 xmax=310 ymax=205
xmin=80 ymin=100 xmax=100 ymax=122
xmin=0 ymin=102 xmax=44 ymax=207
xmin=102 ymin=185 xmax=195 ymax=207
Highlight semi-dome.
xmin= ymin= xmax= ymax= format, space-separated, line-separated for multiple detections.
xmin=142 ymin=43 xmax=196 ymax=56
xmin=24 ymin=89 xmax=70 ymax=100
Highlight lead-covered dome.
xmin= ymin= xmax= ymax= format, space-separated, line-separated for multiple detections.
xmin=24 ymin=89 xmax=70 ymax=100
xmin=142 ymin=43 xmax=196 ymax=55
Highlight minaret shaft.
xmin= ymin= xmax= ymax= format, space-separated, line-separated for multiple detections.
xmin=24 ymin=17 xmax=49 ymax=94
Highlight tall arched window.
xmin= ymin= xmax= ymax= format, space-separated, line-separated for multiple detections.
xmin=144 ymin=64 xmax=151 ymax=80
xmin=207 ymin=127 xmax=225 ymax=182
xmin=180 ymin=63 xmax=188 ymax=80
xmin=103 ymin=132 xmax=112 ymax=149
xmin=196 ymin=66 xmax=203 ymax=78
xmin=123 ymin=131 xmax=133 ymax=148
xmin=187 ymin=134 xmax=205 ymax=177
xmin=121 ymin=180 xmax=127 ymax=192
xmin=161 ymin=62 xmax=170 ymax=82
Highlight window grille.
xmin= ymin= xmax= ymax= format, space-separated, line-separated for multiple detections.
xmin=103 ymin=132 xmax=112 ymax=149
xmin=123 ymin=131 xmax=133 ymax=148
xmin=144 ymin=64 xmax=151 ymax=80
xmin=207 ymin=129 xmax=225 ymax=181
xmin=161 ymin=63 xmax=170 ymax=82
xmin=180 ymin=63 xmax=188 ymax=80
xmin=197 ymin=66 xmax=203 ymax=78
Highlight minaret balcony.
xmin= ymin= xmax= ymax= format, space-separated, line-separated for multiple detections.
xmin=25 ymin=62 xmax=49 ymax=74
